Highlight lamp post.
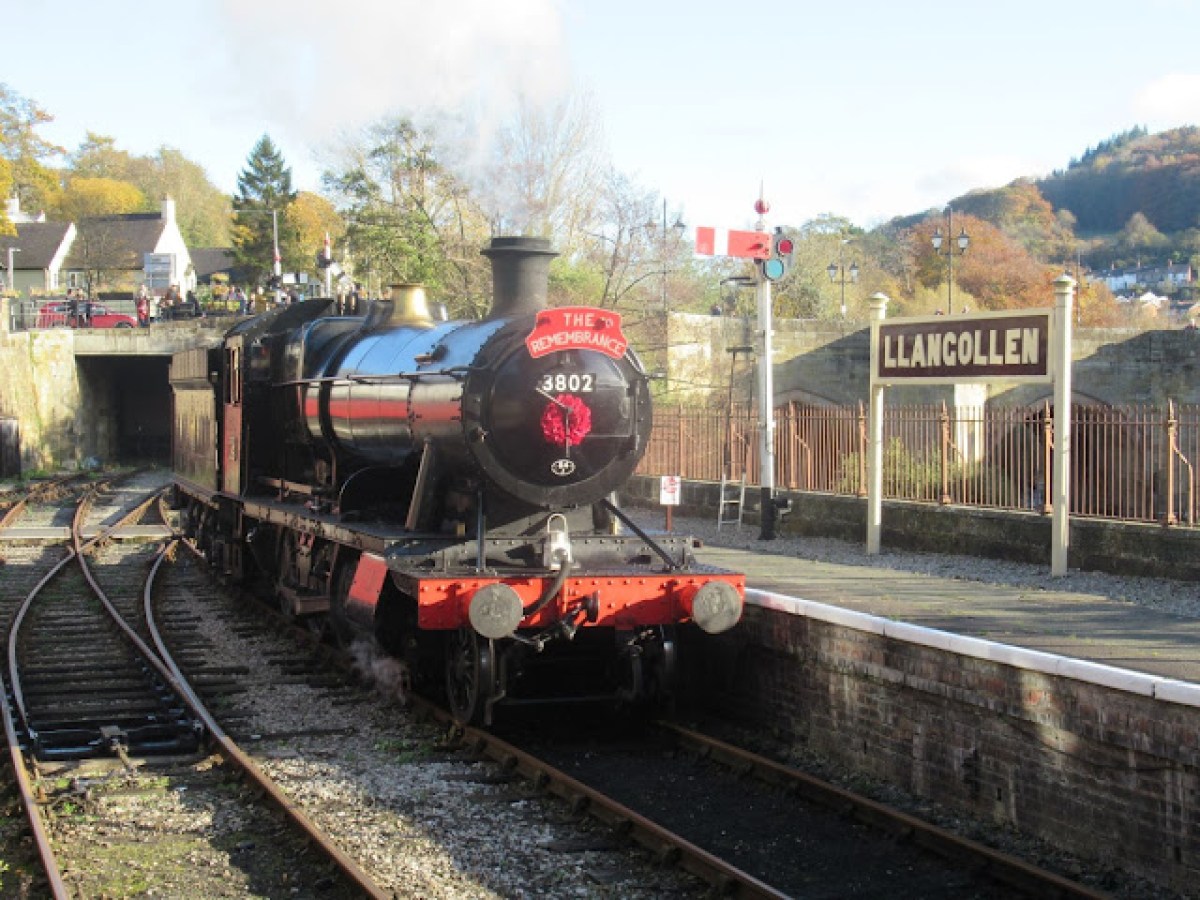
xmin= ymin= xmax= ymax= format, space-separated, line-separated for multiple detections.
xmin=826 ymin=240 xmax=859 ymax=318
xmin=719 ymin=275 xmax=756 ymax=316
xmin=1071 ymin=250 xmax=1089 ymax=326
xmin=234 ymin=206 xmax=281 ymax=304
xmin=931 ymin=206 xmax=969 ymax=314
xmin=648 ymin=198 xmax=685 ymax=313
xmin=270 ymin=209 xmax=282 ymax=304
xmin=5 ymin=246 xmax=19 ymax=294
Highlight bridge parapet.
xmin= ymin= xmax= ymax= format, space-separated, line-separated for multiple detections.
xmin=71 ymin=318 xmax=232 ymax=356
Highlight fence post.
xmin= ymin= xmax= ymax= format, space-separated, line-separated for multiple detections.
xmin=1042 ymin=400 xmax=1053 ymax=515
xmin=1166 ymin=400 xmax=1178 ymax=526
xmin=676 ymin=404 xmax=685 ymax=479
xmin=856 ymin=401 xmax=867 ymax=497
xmin=939 ymin=401 xmax=951 ymax=504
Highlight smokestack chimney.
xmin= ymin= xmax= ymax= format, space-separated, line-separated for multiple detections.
xmin=481 ymin=236 xmax=557 ymax=319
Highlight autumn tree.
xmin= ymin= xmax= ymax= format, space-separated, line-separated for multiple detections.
xmin=910 ymin=213 xmax=1058 ymax=311
xmin=322 ymin=116 xmax=491 ymax=315
xmin=1115 ymin=212 xmax=1168 ymax=265
xmin=1075 ymin=278 xmax=1124 ymax=327
xmin=52 ymin=177 xmax=145 ymax=221
xmin=0 ymin=158 xmax=13 ymax=237
xmin=69 ymin=132 xmax=139 ymax=182
xmin=476 ymin=92 xmax=604 ymax=243
xmin=68 ymin=134 xmax=231 ymax=246
xmin=138 ymin=147 xmax=231 ymax=247
xmin=955 ymin=180 xmax=1075 ymax=263
xmin=232 ymin=135 xmax=298 ymax=288
xmin=568 ymin=169 xmax=677 ymax=313
xmin=286 ymin=191 xmax=344 ymax=270
xmin=0 ymin=83 xmax=62 ymax=215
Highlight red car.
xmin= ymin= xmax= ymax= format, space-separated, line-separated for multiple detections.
xmin=37 ymin=301 xmax=137 ymax=329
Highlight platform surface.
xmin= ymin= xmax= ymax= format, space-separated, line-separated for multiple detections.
xmin=650 ymin=515 xmax=1200 ymax=684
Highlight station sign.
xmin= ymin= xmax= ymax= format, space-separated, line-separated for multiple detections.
xmin=143 ymin=252 xmax=173 ymax=275
xmin=871 ymin=309 xmax=1052 ymax=386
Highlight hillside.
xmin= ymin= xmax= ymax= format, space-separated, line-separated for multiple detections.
xmin=1036 ymin=126 xmax=1200 ymax=236
xmin=883 ymin=127 xmax=1200 ymax=277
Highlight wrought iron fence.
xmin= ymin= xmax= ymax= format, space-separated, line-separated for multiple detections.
xmin=637 ymin=400 xmax=1200 ymax=527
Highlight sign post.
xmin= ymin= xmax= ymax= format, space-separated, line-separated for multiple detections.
xmin=1050 ymin=275 xmax=1075 ymax=575
xmin=867 ymin=288 xmax=1072 ymax=574
xmin=866 ymin=294 xmax=889 ymax=554
xmin=659 ymin=474 xmax=681 ymax=531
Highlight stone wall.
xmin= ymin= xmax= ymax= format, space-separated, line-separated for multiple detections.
xmin=0 ymin=299 xmax=84 ymax=471
xmin=687 ymin=602 xmax=1200 ymax=893
xmin=0 ymin=301 xmax=225 ymax=471
xmin=668 ymin=312 xmax=1200 ymax=408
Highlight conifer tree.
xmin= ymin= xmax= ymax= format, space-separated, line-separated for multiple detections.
xmin=231 ymin=135 xmax=298 ymax=288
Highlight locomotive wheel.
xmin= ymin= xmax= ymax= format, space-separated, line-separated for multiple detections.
xmin=327 ymin=562 xmax=357 ymax=648
xmin=647 ymin=630 xmax=678 ymax=713
xmin=445 ymin=627 xmax=494 ymax=726
xmin=618 ymin=627 xmax=677 ymax=714
xmin=274 ymin=535 xmax=298 ymax=619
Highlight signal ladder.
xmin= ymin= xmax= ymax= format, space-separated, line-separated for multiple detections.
xmin=717 ymin=472 xmax=746 ymax=531
xmin=718 ymin=343 xmax=753 ymax=532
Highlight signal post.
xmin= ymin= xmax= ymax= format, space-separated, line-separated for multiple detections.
xmin=696 ymin=198 xmax=794 ymax=540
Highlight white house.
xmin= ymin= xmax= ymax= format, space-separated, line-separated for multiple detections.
xmin=61 ymin=197 xmax=196 ymax=297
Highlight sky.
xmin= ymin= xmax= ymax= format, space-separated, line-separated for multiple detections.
xmin=8 ymin=0 xmax=1200 ymax=235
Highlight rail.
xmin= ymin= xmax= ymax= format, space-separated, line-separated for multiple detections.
xmin=638 ymin=399 xmax=1200 ymax=527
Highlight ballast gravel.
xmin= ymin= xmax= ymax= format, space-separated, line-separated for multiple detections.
xmin=166 ymin=555 xmax=705 ymax=899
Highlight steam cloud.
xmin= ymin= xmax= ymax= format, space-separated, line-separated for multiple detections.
xmin=213 ymin=0 xmax=569 ymax=152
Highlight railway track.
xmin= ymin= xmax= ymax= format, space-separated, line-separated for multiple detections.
xmin=433 ymin=712 xmax=1111 ymax=899
xmin=164 ymin=530 xmax=1127 ymax=899
xmin=170 ymin=550 xmax=1117 ymax=899
xmin=152 ymin=541 xmax=707 ymax=897
xmin=2 ymin=476 xmax=696 ymax=897
xmin=0 ymin=472 xmax=1141 ymax=897
xmin=0 ymin=473 xmax=385 ymax=898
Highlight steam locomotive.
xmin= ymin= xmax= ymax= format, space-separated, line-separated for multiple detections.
xmin=170 ymin=236 xmax=744 ymax=724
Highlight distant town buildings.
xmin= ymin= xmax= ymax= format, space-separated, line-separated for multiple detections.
xmin=1099 ymin=262 xmax=1193 ymax=294
xmin=0 ymin=197 xmax=195 ymax=298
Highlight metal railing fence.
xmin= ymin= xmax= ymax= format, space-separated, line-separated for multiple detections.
xmin=637 ymin=400 xmax=1200 ymax=527
xmin=6 ymin=297 xmax=140 ymax=331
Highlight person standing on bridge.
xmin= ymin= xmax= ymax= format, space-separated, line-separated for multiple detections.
xmin=136 ymin=285 xmax=150 ymax=327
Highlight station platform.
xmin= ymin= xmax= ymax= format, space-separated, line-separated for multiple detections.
xmin=663 ymin=518 xmax=1200 ymax=686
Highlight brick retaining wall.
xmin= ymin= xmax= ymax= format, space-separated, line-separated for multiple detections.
xmin=680 ymin=599 xmax=1200 ymax=893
